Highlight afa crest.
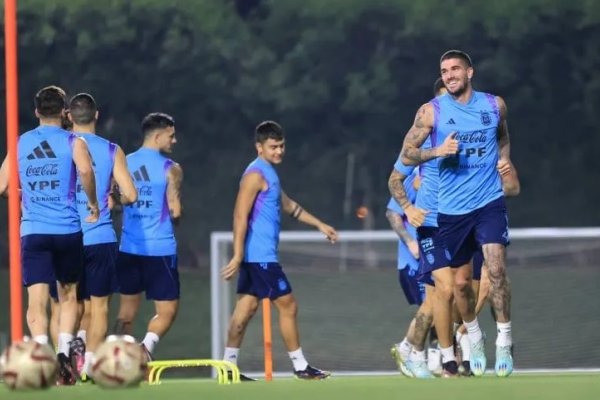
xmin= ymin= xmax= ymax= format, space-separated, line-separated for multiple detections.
xmin=480 ymin=111 xmax=492 ymax=126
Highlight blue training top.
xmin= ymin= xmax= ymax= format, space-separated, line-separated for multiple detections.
xmin=120 ymin=148 xmax=177 ymax=256
xmin=243 ymin=157 xmax=281 ymax=263
xmin=75 ymin=133 xmax=118 ymax=245
xmin=18 ymin=125 xmax=81 ymax=236
xmin=431 ymin=91 xmax=503 ymax=215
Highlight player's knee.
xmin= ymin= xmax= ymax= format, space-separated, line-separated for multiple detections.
xmin=274 ymin=295 xmax=298 ymax=316
xmin=434 ymin=282 xmax=454 ymax=302
xmin=281 ymin=300 xmax=298 ymax=317
xmin=454 ymin=276 xmax=471 ymax=293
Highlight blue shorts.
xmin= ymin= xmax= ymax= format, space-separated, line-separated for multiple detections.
xmin=21 ymin=232 xmax=84 ymax=287
xmin=237 ymin=262 xmax=292 ymax=300
xmin=438 ymin=197 xmax=509 ymax=267
xmin=472 ymin=248 xmax=484 ymax=281
xmin=84 ymin=243 xmax=118 ymax=297
xmin=416 ymin=226 xmax=452 ymax=278
xmin=398 ymin=268 xmax=426 ymax=306
xmin=116 ymin=252 xmax=180 ymax=301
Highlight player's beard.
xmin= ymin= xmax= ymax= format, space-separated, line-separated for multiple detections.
xmin=445 ymin=77 xmax=469 ymax=97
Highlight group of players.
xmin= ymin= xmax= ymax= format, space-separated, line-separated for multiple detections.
xmin=387 ymin=50 xmax=520 ymax=378
xmin=0 ymin=86 xmax=183 ymax=385
xmin=216 ymin=49 xmax=519 ymax=381
xmin=3 ymin=48 xmax=518 ymax=385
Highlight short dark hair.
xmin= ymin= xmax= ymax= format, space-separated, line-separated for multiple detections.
xmin=433 ymin=77 xmax=445 ymax=96
xmin=440 ymin=49 xmax=473 ymax=68
xmin=34 ymin=85 xmax=66 ymax=118
xmin=68 ymin=93 xmax=97 ymax=125
xmin=255 ymin=120 xmax=284 ymax=143
xmin=141 ymin=112 xmax=175 ymax=136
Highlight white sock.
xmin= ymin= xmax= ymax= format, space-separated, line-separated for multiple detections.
xmin=464 ymin=317 xmax=483 ymax=344
xmin=83 ymin=351 xmax=94 ymax=376
xmin=496 ymin=321 xmax=512 ymax=347
xmin=142 ymin=332 xmax=160 ymax=354
xmin=77 ymin=330 xmax=87 ymax=344
xmin=440 ymin=345 xmax=456 ymax=363
xmin=33 ymin=335 xmax=49 ymax=345
xmin=410 ymin=349 xmax=426 ymax=362
xmin=58 ymin=333 xmax=74 ymax=356
xmin=457 ymin=332 xmax=471 ymax=361
xmin=288 ymin=347 xmax=308 ymax=371
xmin=223 ymin=347 xmax=240 ymax=365
xmin=399 ymin=337 xmax=412 ymax=353
xmin=453 ymin=323 xmax=460 ymax=333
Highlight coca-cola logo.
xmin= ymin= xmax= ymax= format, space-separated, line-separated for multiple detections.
xmin=25 ymin=163 xmax=59 ymax=177
xmin=454 ymin=130 xmax=487 ymax=144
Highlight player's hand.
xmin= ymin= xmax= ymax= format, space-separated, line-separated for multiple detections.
xmin=85 ymin=202 xmax=99 ymax=223
xmin=318 ymin=223 xmax=338 ymax=243
xmin=408 ymin=240 xmax=420 ymax=259
xmin=405 ymin=205 xmax=428 ymax=228
xmin=436 ymin=131 xmax=459 ymax=157
xmin=497 ymin=158 xmax=511 ymax=176
xmin=221 ymin=258 xmax=242 ymax=281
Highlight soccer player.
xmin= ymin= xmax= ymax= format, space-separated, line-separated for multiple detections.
xmin=113 ymin=112 xmax=182 ymax=360
xmin=221 ymin=121 xmax=337 ymax=381
xmin=67 ymin=93 xmax=138 ymax=379
xmin=400 ymin=50 xmax=515 ymax=377
xmin=389 ymin=78 xmax=448 ymax=377
xmin=0 ymin=85 xmax=99 ymax=385
xmin=388 ymin=169 xmax=436 ymax=379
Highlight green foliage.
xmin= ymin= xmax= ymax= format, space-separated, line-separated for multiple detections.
xmin=0 ymin=0 xmax=598 ymax=264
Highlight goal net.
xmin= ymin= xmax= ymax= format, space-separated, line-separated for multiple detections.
xmin=210 ymin=228 xmax=600 ymax=374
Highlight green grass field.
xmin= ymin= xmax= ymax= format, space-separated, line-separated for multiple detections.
xmin=1 ymin=375 xmax=599 ymax=400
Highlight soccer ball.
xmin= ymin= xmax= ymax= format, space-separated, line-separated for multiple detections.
xmin=1 ymin=341 xmax=57 ymax=390
xmin=91 ymin=335 xmax=147 ymax=388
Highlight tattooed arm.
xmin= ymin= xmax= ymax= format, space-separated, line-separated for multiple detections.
xmin=166 ymin=163 xmax=183 ymax=224
xmin=400 ymin=104 xmax=435 ymax=166
xmin=400 ymin=103 xmax=459 ymax=165
xmin=386 ymin=209 xmax=413 ymax=244
xmin=388 ymin=169 xmax=427 ymax=227
xmin=496 ymin=96 xmax=511 ymax=161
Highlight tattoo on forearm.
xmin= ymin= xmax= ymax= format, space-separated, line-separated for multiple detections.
xmin=386 ymin=210 xmax=412 ymax=244
xmin=388 ymin=173 xmax=411 ymax=210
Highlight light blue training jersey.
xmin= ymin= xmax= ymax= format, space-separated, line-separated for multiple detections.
xmin=243 ymin=157 xmax=281 ymax=263
xmin=75 ymin=133 xmax=118 ymax=245
xmin=432 ymin=91 xmax=503 ymax=215
xmin=120 ymin=148 xmax=177 ymax=256
xmin=387 ymin=166 xmax=419 ymax=272
xmin=18 ymin=125 xmax=80 ymax=236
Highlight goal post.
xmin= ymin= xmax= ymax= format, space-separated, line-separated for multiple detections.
xmin=210 ymin=228 xmax=600 ymax=374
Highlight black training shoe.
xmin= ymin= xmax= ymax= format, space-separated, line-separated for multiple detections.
xmin=69 ymin=337 xmax=86 ymax=378
xmin=294 ymin=365 xmax=331 ymax=380
xmin=57 ymin=353 xmax=77 ymax=385
xmin=227 ymin=371 xmax=256 ymax=382
xmin=460 ymin=360 xmax=474 ymax=376
xmin=441 ymin=361 xmax=459 ymax=378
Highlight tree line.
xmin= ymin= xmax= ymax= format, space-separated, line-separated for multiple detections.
xmin=0 ymin=0 xmax=598 ymax=266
